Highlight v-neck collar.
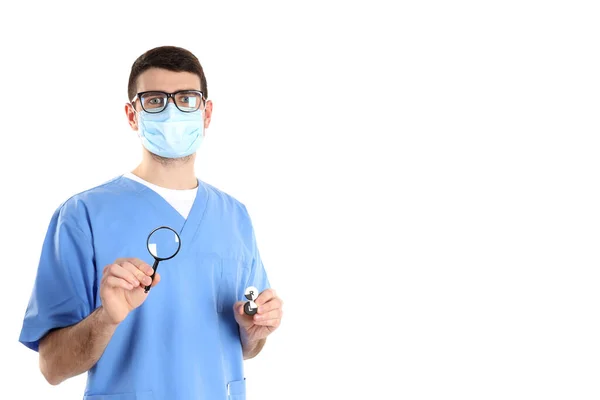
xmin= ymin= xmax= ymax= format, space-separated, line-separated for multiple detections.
xmin=120 ymin=175 xmax=208 ymax=246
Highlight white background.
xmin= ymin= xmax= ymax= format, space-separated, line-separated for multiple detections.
xmin=0 ymin=1 xmax=599 ymax=399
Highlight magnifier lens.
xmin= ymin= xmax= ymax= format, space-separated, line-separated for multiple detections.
xmin=144 ymin=226 xmax=181 ymax=293
xmin=147 ymin=227 xmax=180 ymax=260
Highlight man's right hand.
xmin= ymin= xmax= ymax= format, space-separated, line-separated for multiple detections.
xmin=99 ymin=258 xmax=160 ymax=325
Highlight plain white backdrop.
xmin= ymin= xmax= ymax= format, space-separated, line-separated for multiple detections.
xmin=1 ymin=0 xmax=600 ymax=399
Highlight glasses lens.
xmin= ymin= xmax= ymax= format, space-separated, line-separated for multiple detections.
xmin=140 ymin=92 xmax=167 ymax=113
xmin=174 ymin=91 xmax=204 ymax=112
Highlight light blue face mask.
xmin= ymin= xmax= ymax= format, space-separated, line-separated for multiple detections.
xmin=136 ymin=103 xmax=205 ymax=159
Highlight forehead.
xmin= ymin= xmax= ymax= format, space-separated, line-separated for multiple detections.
xmin=136 ymin=68 xmax=201 ymax=93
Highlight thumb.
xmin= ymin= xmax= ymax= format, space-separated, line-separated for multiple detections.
xmin=233 ymin=301 xmax=246 ymax=316
xmin=151 ymin=272 xmax=161 ymax=287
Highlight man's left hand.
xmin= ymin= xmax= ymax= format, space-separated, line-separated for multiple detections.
xmin=234 ymin=288 xmax=283 ymax=344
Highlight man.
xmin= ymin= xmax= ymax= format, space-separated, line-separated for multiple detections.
xmin=18 ymin=46 xmax=283 ymax=400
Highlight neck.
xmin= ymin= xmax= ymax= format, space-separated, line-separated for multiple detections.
xmin=132 ymin=150 xmax=198 ymax=190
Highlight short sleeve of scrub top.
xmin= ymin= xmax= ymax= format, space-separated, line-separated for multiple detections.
xmin=19 ymin=204 xmax=95 ymax=352
xmin=241 ymin=205 xmax=271 ymax=299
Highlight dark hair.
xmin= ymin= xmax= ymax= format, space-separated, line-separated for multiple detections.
xmin=127 ymin=46 xmax=208 ymax=102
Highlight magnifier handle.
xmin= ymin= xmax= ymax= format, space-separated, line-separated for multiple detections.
xmin=144 ymin=259 xmax=160 ymax=293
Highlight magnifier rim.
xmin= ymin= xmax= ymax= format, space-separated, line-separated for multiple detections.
xmin=147 ymin=225 xmax=182 ymax=261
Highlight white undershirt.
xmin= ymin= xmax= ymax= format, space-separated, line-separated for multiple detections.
xmin=123 ymin=172 xmax=198 ymax=219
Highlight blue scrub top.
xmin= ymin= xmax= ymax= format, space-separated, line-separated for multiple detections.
xmin=19 ymin=176 xmax=270 ymax=400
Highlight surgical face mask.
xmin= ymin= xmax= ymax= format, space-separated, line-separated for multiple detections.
xmin=135 ymin=103 xmax=205 ymax=159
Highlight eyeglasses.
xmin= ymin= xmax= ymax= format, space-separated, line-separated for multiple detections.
xmin=131 ymin=90 xmax=206 ymax=113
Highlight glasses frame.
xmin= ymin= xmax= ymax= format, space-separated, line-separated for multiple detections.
xmin=131 ymin=90 xmax=206 ymax=113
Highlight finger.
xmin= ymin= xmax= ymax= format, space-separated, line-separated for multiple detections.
xmin=120 ymin=261 xmax=153 ymax=286
xmin=105 ymin=276 xmax=134 ymax=290
xmin=115 ymin=258 xmax=154 ymax=276
xmin=254 ymin=288 xmax=276 ymax=307
xmin=104 ymin=264 xmax=140 ymax=287
xmin=257 ymin=297 xmax=283 ymax=315
xmin=253 ymin=317 xmax=282 ymax=328
xmin=254 ymin=309 xmax=282 ymax=322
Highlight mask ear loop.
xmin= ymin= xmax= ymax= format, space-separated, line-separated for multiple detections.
xmin=129 ymin=100 xmax=142 ymax=138
xmin=200 ymin=96 xmax=208 ymax=135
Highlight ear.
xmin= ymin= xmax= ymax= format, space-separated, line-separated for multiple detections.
xmin=203 ymin=100 xmax=213 ymax=131
xmin=125 ymin=103 xmax=139 ymax=131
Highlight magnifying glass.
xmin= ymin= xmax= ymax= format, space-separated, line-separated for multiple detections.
xmin=145 ymin=226 xmax=181 ymax=293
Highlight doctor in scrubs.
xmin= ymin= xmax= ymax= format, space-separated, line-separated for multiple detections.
xmin=18 ymin=45 xmax=283 ymax=400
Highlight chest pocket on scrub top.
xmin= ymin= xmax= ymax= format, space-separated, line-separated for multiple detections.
xmin=216 ymin=258 xmax=245 ymax=314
